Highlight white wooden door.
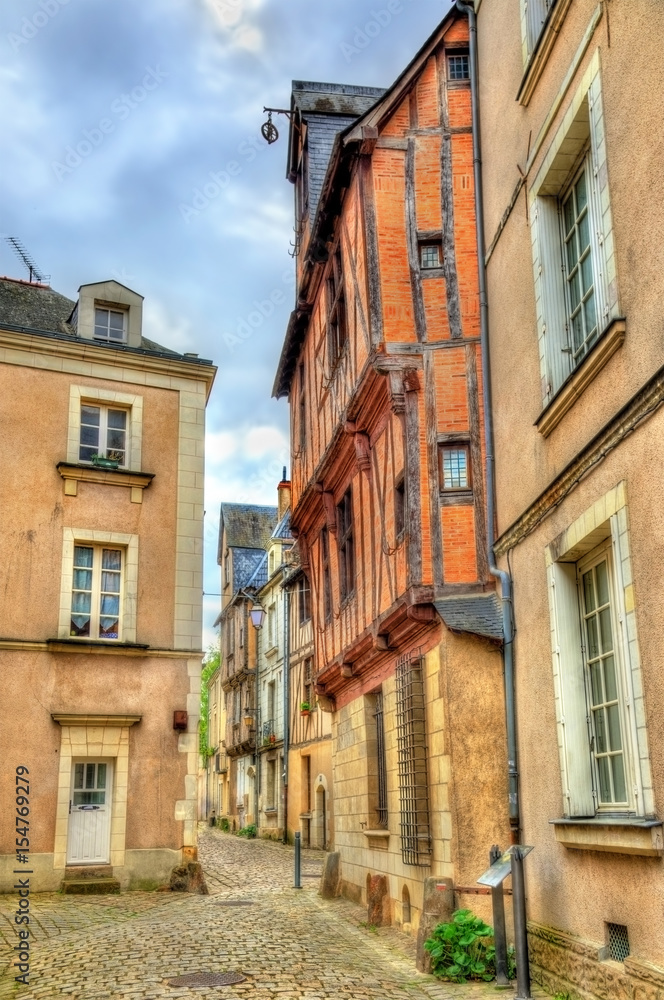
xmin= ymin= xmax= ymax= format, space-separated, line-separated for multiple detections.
xmin=66 ymin=761 xmax=112 ymax=864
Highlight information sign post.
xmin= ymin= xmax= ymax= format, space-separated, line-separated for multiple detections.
xmin=477 ymin=844 xmax=534 ymax=999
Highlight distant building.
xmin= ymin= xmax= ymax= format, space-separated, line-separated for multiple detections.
xmin=215 ymin=501 xmax=278 ymax=830
xmin=0 ymin=275 xmax=215 ymax=891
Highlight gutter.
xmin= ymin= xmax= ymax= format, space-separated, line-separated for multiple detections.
xmin=456 ymin=0 xmax=519 ymax=841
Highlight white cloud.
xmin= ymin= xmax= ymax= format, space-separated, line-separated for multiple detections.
xmin=142 ymin=298 xmax=195 ymax=353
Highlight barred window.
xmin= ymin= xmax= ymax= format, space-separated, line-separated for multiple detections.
xmin=395 ymin=653 xmax=431 ymax=866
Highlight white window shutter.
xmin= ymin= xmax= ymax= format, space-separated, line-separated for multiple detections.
xmin=536 ymin=197 xmax=570 ymax=399
xmin=551 ymin=562 xmax=595 ymax=816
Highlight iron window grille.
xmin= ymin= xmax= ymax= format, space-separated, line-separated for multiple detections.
xmin=337 ymin=489 xmax=355 ymax=602
xmin=607 ymin=923 xmax=630 ymax=963
xmin=375 ymin=690 xmax=388 ymax=829
xmin=395 ymin=652 xmax=432 ymax=866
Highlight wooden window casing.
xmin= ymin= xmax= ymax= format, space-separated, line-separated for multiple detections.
xmin=337 ymin=489 xmax=355 ymax=602
xmin=321 ymin=526 xmax=332 ymax=622
xmin=394 ymin=475 xmax=406 ymax=539
xmin=438 ymin=444 xmax=471 ymax=491
xmin=298 ymin=574 xmax=311 ymax=624
xmin=298 ymin=362 xmax=307 ymax=454
xmin=326 ymin=245 xmax=347 ymax=367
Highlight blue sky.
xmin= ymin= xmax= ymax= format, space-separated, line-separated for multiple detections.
xmin=0 ymin=0 xmax=450 ymax=648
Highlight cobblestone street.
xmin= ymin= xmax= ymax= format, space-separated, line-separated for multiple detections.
xmin=0 ymin=830 xmax=551 ymax=1000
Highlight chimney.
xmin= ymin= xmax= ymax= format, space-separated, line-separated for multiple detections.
xmin=277 ymin=466 xmax=291 ymax=521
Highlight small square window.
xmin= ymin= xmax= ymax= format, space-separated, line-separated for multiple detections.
xmin=420 ymin=243 xmax=442 ymax=269
xmin=448 ymin=53 xmax=469 ymax=81
xmin=439 ymin=445 xmax=470 ymax=490
xmin=94 ymin=307 xmax=127 ymax=343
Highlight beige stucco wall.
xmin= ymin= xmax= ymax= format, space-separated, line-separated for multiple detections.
xmin=331 ymin=632 xmax=509 ymax=932
xmin=287 ymin=739 xmax=333 ymax=850
xmin=476 ymin=0 xmax=664 ymax=990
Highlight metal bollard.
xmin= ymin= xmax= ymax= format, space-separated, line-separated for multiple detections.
xmin=489 ymin=845 xmax=510 ymax=986
xmin=511 ymin=847 xmax=532 ymax=999
xmin=293 ymin=831 xmax=302 ymax=889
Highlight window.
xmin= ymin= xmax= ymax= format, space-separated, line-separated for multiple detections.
xmin=419 ymin=242 xmax=442 ymax=269
xmin=337 ymin=489 xmax=355 ymax=602
xmin=79 ymin=404 xmax=128 ymax=465
xmin=267 ymin=602 xmax=276 ymax=648
xmin=73 ymin=762 xmax=107 ymax=805
xmin=439 ymin=445 xmax=470 ymax=491
xmin=94 ymin=307 xmax=127 ymax=343
xmin=224 ymin=551 xmax=230 ymax=587
xmin=225 ymin=614 xmax=235 ymax=658
xmin=447 ymin=51 xmax=469 ymax=81
xmin=298 ymin=362 xmax=307 ymax=454
xmin=321 ymin=526 xmax=332 ymax=622
xmin=266 ymin=758 xmax=276 ymax=810
xmin=267 ymin=680 xmax=276 ymax=725
xmin=394 ymin=476 xmax=405 ymax=539
xmin=530 ymin=62 xmax=620 ymax=410
xmin=578 ymin=546 xmax=627 ymax=807
xmin=303 ymin=657 xmax=313 ymax=709
xmin=395 ymin=654 xmax=432 ymax=865
xmin=67 ymin=387 xmax=142 ymax=471
xmin=326 ymin=244 xmax=347 ymax=366
xmin=298 ymin=575 xmax=311 ymax=624
xmin=70 ymin=545 xmax=122 ymax=640
xmin=546 ymin=485 xmax=654 ymax=820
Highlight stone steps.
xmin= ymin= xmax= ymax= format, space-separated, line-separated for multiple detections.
xmin=61 ymin=865 xmax=121 ymax=894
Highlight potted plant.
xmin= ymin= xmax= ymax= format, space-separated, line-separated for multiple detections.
xmin=300 ymin=701 xmax=311 ymax=717
xmin=91 ymin=453 xmax=120 ymax=470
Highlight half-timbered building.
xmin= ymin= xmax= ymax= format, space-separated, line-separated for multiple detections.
xmin=273 ymin=9 xmax=511 ymax=944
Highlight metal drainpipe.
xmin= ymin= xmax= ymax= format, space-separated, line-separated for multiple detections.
xmin=282 ymin=575 xmax=290 ymax=845
xmin=254 ymin=604 xmax=260 ymax=829
xmin=456 ymin=0 xmax=519 ymax=842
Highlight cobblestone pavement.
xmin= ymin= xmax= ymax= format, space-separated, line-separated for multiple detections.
xmin=0 ymin=829 xmax=552 ymax=1000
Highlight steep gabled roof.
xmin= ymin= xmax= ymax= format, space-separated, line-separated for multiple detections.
xmin=218 ymin=503 xmax=278 ymax=558
xmin=273 ymin=5 xmax=461 ymax=399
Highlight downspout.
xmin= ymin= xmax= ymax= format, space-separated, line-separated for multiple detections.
xmin=254 ymin=604 xmax=260 ymax=829
xmin=456 ymin=0 xmax=519 ymax=841
xmin=282 ymin=575 xmax=290 ymax=844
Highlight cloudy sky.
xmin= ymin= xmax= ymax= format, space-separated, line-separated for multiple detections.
xmin=0 ymin=0 xmax=450 ymax=648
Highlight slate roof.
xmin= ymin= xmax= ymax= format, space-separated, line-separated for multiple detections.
xmin=434 ymin=594 xmax=504 ymax=643
xmin=0 ymin=276 xmax=189 ymax=359
xmin=290 ymin=82 xmax=385 ymax=221
xmin=245 ymin=551 xmax=269 ymax=591
xmin=272 ymin=509 xmax=292 ymax=540
xmin=219 ymin=503 xmax=278 ymax=552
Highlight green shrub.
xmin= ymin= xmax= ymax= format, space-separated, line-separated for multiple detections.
xmin=237 ymin=823 xmax=257 ymax=839
xmin=424 ymin=909 xmax=513 ymax=983
xmin=219 ymin=817 xmax=230 ymax=832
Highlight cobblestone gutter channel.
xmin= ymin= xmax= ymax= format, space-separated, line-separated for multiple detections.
xmin=0 ymin=830 xmax=551 ymax=1000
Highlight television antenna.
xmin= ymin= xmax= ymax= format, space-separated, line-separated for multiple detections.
xmin=5 ymin=237 xmax=49 ymax=284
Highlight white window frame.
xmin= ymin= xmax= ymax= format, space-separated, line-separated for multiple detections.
xmin=546 ymin=484 xmax=654 ymax=819
xmin=93 ymin=305 xmax=127 ymax=344
xmin=67 ymin=386 xmax=143 ymax=471
xmin=78 ymin=403 xmax=129 ymax=467
xmin=530 ymin=56 xmax=620 ymax=407
xmin=59 ymin=528 xmax=138 ymax=643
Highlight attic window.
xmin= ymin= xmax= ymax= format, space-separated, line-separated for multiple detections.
xmin=448 ymin=52 xmax=469 ymax=81
xmin=94 ymin=307 xmax=126 ymax=343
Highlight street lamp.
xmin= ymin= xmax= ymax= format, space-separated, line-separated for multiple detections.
xmin=249 ymin=605 xmax=266 ymax=629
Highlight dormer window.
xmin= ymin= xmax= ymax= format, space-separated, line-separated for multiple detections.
xmin=94 ymin=307 xmax=127 ymax=343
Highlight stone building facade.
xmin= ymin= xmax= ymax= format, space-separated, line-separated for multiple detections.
xmin=0 ymin=276 xmax=215 ymax=892
xmin=475 ymin=0 xmax=664 ymax=995
xmin=273 ymin=9 xmax=512 ymax=940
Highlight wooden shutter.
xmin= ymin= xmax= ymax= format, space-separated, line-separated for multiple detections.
xmin=549 ymin=562 xmax=596 ymax=816
xmin=534 ymin=197 xmax=571 ymax=401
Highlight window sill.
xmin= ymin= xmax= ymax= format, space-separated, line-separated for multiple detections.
xmin=516 ymin=0 xmax=574 ymax=106
xmin=363 ymin=829 xmax=390 ymax=851
xmin=536 ymin=318 xmax=626 ymax=438
xmin=420 ymin=267 xmax=445 ymax=281
xmin=57 ymin=462 xmax=154 ymax=503
xmin=550 ymin=816 xmax=663 ymax=856
xmin=47 ymin=638 xmax=149 ymax=653
xmin=440 ymin=489 xmax=474 ymax=507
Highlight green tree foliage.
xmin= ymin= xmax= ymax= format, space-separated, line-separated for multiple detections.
xmin=199 ymin=645 xmax=220 ymax=760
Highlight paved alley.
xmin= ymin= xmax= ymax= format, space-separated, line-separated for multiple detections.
xmin=0 ymin=830 xmax=551 ymax=1000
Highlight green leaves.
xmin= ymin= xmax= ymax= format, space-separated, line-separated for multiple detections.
xmin=424 ymin=909 xmax=510 ymax=984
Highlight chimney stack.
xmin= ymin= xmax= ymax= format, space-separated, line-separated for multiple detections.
xmin=277 ymin=467 xmax=291 ymax=521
